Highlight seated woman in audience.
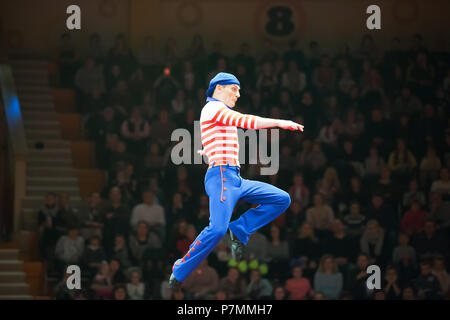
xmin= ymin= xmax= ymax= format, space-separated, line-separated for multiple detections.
xmin=313 ymin=254 xmax=344 ymax=300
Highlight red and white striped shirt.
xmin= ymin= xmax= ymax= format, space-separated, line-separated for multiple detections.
xmin=200 ymin=100 xmax=259 ymax=164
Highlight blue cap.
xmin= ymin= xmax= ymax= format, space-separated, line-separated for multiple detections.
xmin=206 ymin=72 xmax=240 ymax=97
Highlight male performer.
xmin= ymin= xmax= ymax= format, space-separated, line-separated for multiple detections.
xmin=169 ymin=72 xmax=304 ymax=288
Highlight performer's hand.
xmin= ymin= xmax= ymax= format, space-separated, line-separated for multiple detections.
xmin=277 ymin=120 xmax=304 ymax=132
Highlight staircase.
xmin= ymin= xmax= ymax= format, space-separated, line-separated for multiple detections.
xmin=10 ymin=59 xmax=83 ymax=231
xmin=0 ymin=247 xmax=31 ymax=300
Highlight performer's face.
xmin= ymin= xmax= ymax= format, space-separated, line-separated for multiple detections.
xmin=218 ymin=84 xmax=240 ymax=108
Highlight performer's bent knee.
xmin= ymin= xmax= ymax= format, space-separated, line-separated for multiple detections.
xmin=210 ymin=225 xmax=228 ymax=239
xmin=279 ymin=191 xmax=291 ymax=210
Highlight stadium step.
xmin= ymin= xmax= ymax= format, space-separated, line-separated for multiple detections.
xmin=0 ymin=283 xmax=30 ymax=295
xmin=25 ymin=128 xmax=61 ymax=139
xmin=10 ymin=59 xmax=49 ymax=69
xmin=0 ymin=249 xmax=20 ymax=261
xmin=27 ymin=139 xmax=71 ymax=150
xmin=23 ymin=119 xmax=60 ymax=130
xmin=27 ymin=166 xmax=77 ymax=177
xmin=22 ymin=111 xmax=58 ymax=121
xmin=15 ymin=85 xmax=52 ymax=94
xmin=0 ymin=272 xmax=26 ymax=283
xmin=27 ymin=157 xmax=72 ymax=167
xmin=0 ymin=294 xmax=33 ymax=300
xmin=0 ymin=260 xmax=23 ymax=272
xmin=26 ymin=185 xmax=79 ymax=197
xmin=28 ymin=149 xmax=72 ymax=161
xmin=27 ymin=176 xmax=78 ymax=187
xmin=20 ymin=102 xmax=55 ymax=112
xmin=22 ymin=196 xmax=83 ymax=209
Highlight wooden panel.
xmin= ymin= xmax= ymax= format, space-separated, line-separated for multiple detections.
xmin=23 ymin=262 xmax=45 ymax=296
xmin=53 ymin=89 xmax=75 ymax=113
xmin=0 ymin=242 xmax=19 ymax=249
xmin=14 ymin=231 xmax=38 ymax=261
xmin=76 ymin=169 xmax=106 ymax=199
xmin=59 ymin=113 xmax=81 ymax=140
xmin=71 ymin=141 xmax=95 ymax=169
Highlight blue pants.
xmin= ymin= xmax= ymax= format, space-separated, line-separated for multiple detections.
xmin=172 ymin=163 xmax=291 ymax=282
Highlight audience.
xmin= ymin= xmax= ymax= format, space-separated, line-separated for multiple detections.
xmin=39 ymin=32 xmax=450 ymax=300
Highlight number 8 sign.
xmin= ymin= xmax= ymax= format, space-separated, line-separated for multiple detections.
xmin=254 ymin=0 xmax=307 ymax=42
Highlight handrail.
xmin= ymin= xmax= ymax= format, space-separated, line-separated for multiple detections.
xmin=0 ymin=64 xmax=28 ymax=234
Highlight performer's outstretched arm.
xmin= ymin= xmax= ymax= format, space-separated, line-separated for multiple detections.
xmin=212 ymin=105 xmax=304 ymax=132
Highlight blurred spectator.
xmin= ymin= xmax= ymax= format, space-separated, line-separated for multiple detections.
xmin=402 ymin=286 xmax=416 ymax=300
xmin=111 ymin=234 xmax=131 ymax=269
xmin=291 ymin=223 xmax=321 ymax=267
xmin=109 ymin=80 xmax=134 ymax=116
xmin=339 ymin=176 xmax=370 ymax=214
xmin=412 ymin=220 xmax=448 ymax=258
xmin=151 ymin=110 xmax=177 ymax=149
xmin=373 ymin=289 xmax=386 ymax=300
xmin=360 ymin=219 xmax=386 ymax=265
xmin=55 ymin=227 xmax=84 ymax=275
xmin=58 ymin=33 xmax=77 ymax=87
xmin=219 ymin=267 xmax=247 ymax=300
xmin=126 ymin=268 xmax=145 ymax=300
xmin=313 ymin=254 xmax=344 ymax=299
xmin=246 ymin=231 xmax=269 ymax=262
xmin=112 ymin=284 xmax=128 ymax=300
xmin=109 ymin=258 xmax=127 ymax=285
xmin=342 ymin=201 xmax=366 ymax=239
xmin=400 ymin=200 xmax=426 ymax=236
xmin=288 ymin=173 xmax=310 ymax=212
xmin=305 ymin=194 xmax=335 ymax=239
xmin=316 ymin=167 xmax=341 ymax=206
xmin=80 ymin=192 xmax=103 ymax=240
xmin=392 ymin=233 xmax=417 ymax=267
xmin=322 ymin=219 xmax=357 ymax=270
xmin=432 ymin=256 xmax=450 ymax=298
xmin=382 ymin=266 xmax=402 ymax=300
xmin=348 ymin=253 xmax=372 ymax=300
xmin=402 ymin=178 xmax=427 ymax=210
xmin=106 ymin=34 xmax=136 ymax=77
xmin=91 ymin=261 xmax=114 ymax=299
xmin=393 ymin=86 xmax=422 ymax=117
xmin=266 ymin=224 xmax=290 ymax=281
xmin=182 ymin=260 xmax=219 ymax=299
xmin=153 ymin=66 xmax=180 ymax=106
xmin=82 ymin=235 xmax=107 ymax=278
xmin=284 ymin=266 xmax=312 ymax=300
xmin=186 ymin=34 xmax=207 ymax=66
xmin=99 ymin=187 xmax=131 ymax=255
xmin=387 ymin=138 xmax=417 ymax=182
xmin=137 ymin=35 xmax=163 ymax=76
xmin=419 ymin=146 xmax=442 ymax=188
xmin=414 ymin=260 xmax=443 ymax=300
xmin=75 ymin=57 xmax=105 ymax=97
xmin=281 ymin=60 xmax=307 ymax=95
xmin=312 ymin=55 xmax=336 ymax=94
xmin=428 ymin=192 xmax=450 ymax=233
xmin=366 ymin=194 xmax=398 ymax=241
xmin=214 ymin=289 xmax=228 ymax=300
xmin=430 ymin=167 xmax=450 ymax=197
xmin=272 ymin=285 xmax=287 ymax=300
xmin=129 ymin=221 xmax=162 ymax=266
xmin=83 ymin=33 xmax=105 ymax=61
xmin=247 ymin=268 xmax=273 ymax=300
xmin=54 ymin=192 xmax=83 ymax=235
xmin=130 ymin=190 xmax=166 ymax=240
xmin=38 ymin=192 xmax=59 ymax=261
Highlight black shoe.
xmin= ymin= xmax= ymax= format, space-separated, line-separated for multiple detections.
xmin=229 ymin=230 xmax=244 ymax=262
xmin=169 ymin=273 xmax=181 ymax=289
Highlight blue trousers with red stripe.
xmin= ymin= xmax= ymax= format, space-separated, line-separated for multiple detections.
xmin=172 ymin=163 xmax=291 ymax=282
